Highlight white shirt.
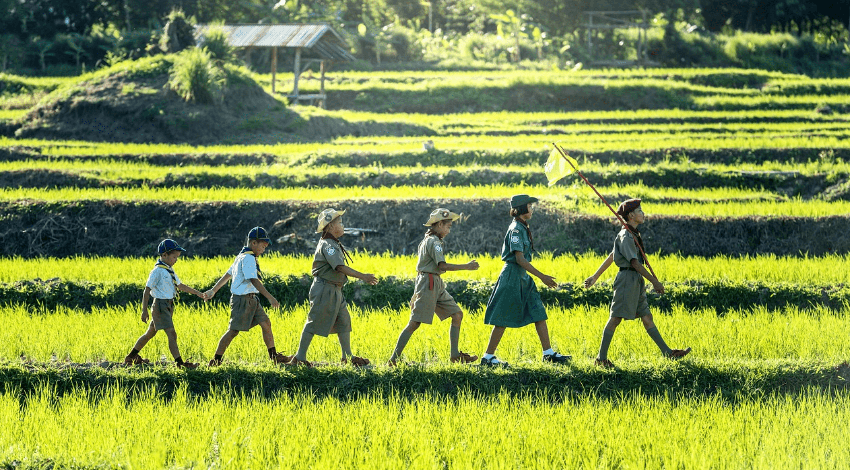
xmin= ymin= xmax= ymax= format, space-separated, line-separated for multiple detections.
xmin=228 ymin=252 xmax=259 ymax=295
xmin=146 ymin=266 xmax=181 ymax=299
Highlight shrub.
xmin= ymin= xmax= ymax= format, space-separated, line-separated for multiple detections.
xmin=159 ymin=8 xmax=196 ymax=54
xmin=200 ymin=26 xmax=234 ymax=63
xmin=168 ymin=48 xmax=225 ymax=104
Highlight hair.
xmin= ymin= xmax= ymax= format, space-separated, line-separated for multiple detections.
xmin=162 ymin=249 xmax=180 ymax=256
xmin=509 ymin=204 xmax=529 ymax=217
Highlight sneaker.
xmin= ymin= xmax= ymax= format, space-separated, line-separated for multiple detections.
xmin=667 ymin=347 xmax=692 ymax=360
xmin=543 ymin=352 xmax=571 ymax=364
xmin=208 ymin=357 xmax=223 ymax=367
xmin=286 ymin=357 xmax=313 ymax=368
xmin=123 ymin=354 xmax=149 ymax=366
xmin=271 ymin=352 xmax=294 ymax=364
xmin=342 ymin=355 xmax=371 ymax=367
xmin=450 ymin=351 xmax=479 ymax=364
xmin=480 ymin=356 xmax=509 ymax=368
xmin=594 ymin=358 xmax=615 ymax=369
xmin=177 ymin=362 xmax=199 ymax=370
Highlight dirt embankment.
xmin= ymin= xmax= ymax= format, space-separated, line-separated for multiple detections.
xmin=1 ymin=200 xmax=849 ymax=258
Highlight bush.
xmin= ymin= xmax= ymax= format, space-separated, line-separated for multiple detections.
xmin=168 ymin=48 xmax=225 ymax=104
xmin=159 ymin=8 xmax=196 ymax=54
xmin=200 ymin=26 xmax=234 ymax=63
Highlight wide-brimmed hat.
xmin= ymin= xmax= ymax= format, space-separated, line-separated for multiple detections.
xmin=158 ymin=239 xmax=186 ymax=255
xmin=510 ymin=194 xmax=539 ymax=208
xmin=616 ymin=198 xmax=642 ymax=218
xmin=247 ymin=226 xmax=271 ymax=243
xmin=316 ymin=209 xmax=345 ymax=233
xmin=423 ymin=208 xmax=461 ymax=226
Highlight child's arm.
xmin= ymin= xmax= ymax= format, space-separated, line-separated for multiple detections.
xmin=204 ymin=273 xmax=232 ymax=300
xmin=141 ymin=287 xmax=152 ymax=323
xmin=437 ymin=260 xmax=480 ymax=272
xmin=249 ymin=278 xmax=280 ymax=308
xmin=584 ymin=253 xmax=614 ymax=288
xmin=631 ymin=258 xmax=664 ymax=294
xmin=514 ymin=252 xmax=557 ymax=288
xmin=335 ymin=265 xmax=378 ymax=285
xmin=178 ymin=283 xmax=206 ymax=299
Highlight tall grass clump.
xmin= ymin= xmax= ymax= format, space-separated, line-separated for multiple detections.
xmin=168 ymin=48 xmax=225 ymax=104
xmin=200 ymin=25 xmax=234 ymax=64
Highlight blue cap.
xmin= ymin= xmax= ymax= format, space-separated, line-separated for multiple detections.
xmin=247 ymin=226 xmax=271 ymax=243
xmin=158 ymin=239 xmax=186 ymax=254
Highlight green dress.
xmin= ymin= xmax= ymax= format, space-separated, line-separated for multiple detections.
xmin=483 ymin=219 xmax=548 ymax=327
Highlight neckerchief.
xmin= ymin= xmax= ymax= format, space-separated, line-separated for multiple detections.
xmin=514 ymin=217 xmax=536 ymax=253
xmin=239 ymin=247 xmax=263 ymax=280
xmin=155 ymin=259 xmax=179 ymax=302
xmin=321 ymin=232 xmax=353 ymax=263
xmin=625 ymin=225 xmax=647 ymax=264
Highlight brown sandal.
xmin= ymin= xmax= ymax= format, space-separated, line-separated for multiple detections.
xmin=124 ymin=354 xmax=150 ymax=366
xmin=594 ymin=358 xmax=615 ymax=369
xmin=450 ymin=351 xmax=479 ymax=364
xmin=271 ymin=352 xmax=294 ymax=364
xmin=343 ymin=356 xmax=371 ymax=367
xmin=667 ymin=347 xmax=692 ymax=359
xmin=286 ymin=357 xmax=313 ymax=368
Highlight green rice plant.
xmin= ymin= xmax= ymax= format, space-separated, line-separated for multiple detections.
xmin=1 ymin=303 xmax=849 ymax=364
xmin=1 ymin=386 xmax=849 ymax=469
xmin=168 ymin=48 xmax=225 ymax=104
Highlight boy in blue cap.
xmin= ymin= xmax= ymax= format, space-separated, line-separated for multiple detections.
xmin=123 ymin=239 xmax=206 ymax=369
xmin=205 ymin=226 xmax=291 ymax=366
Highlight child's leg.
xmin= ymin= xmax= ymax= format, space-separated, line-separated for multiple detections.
xmin=295 ymin=324 xmax=314 ymax=361
xmin=163 ymin=328 xmax=181 ymax=361
xmin=337 ymin=330 xmax=352 ymax=360
xmin=534 ymin=320 xmax=551 ymax=351
xmin=641 ymin=314 xmax=672 ymax=355
xmin=130 ymin=322 xmax=157 ymax=353
xmin=598 ymin=317 xmax=622 ymax=361
xmin=449 ymin=311 xmax=463 ymax=357
xmin=258 ymin=319 xmax=275 ymax=349
xmin=214 ymin=330 xmax=239 ymax=356
xmin=484 ymin=326 xmax=506 ymax=355
xmin=389 ymin=320 xmax=420 ymax=362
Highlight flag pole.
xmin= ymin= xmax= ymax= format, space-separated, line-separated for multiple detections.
xmin=551 ymin=143 xmax=658 ymax=279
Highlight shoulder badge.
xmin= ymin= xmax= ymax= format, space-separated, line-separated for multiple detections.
xmin=435 ymin=244 xmax=443 ymax=253
xmin=510 ymin=235 xmax=520 ymax=244
xmin=326 ymin=246 xmax=336 ymax=256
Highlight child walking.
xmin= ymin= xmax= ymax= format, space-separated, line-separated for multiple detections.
xmin=204 ymin=227 xmax=291 ymax=366
xmin=480 ymin=195 xmax=571 ymax=368
xmin=584 ymin=198 xmax=691 ymax=368
xmin=388 ymin=208 xmax=480 ymax=365
xmin=288 ymin=209 xmax=378 ymax=367
xmin=124 ymin=239 xmax=205 ymax=369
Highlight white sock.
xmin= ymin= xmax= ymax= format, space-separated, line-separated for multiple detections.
xmin=483 ymin=353 xmax=495 ymax=360
xmin=543 ymin=348 xmax=555 ymax=356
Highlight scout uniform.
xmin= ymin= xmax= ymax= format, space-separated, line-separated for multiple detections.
xmin=409 ymin=209 xmax=463 ymax=324
xmin=483 ymin=200 xmax=547 ymax=328
xmin=305 ymin=209 xmax=353 ymax=337
xmin=227 ymin=227 xmax=271 ymax=332
xmin=609 ymin=226 xmax=651 ymax=320
xmin=147 ymin=253 xmax=182 ymax=331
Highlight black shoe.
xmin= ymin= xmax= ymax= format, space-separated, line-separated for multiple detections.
xmin=480 ymin=356 xmax=509 ymax=368
xmin=543 ymin=352 xmax=571 ymax=364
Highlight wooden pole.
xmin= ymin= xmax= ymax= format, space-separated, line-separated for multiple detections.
xmin=271 ymin=47 xmax=277 ymax=93
xmin=320 ymin=60 xmax=326 ymax=109
xmin=293 ymin=47 xmax=301 ymax=98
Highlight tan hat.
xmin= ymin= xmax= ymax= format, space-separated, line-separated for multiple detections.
xmin=423 ymin=208 xmax=461 ymax=226
xmin=316 ymin=208 xmax=345 ymax=233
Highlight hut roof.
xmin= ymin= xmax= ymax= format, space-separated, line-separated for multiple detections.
xmin=195 ymin=24 xmax=355 ymax=61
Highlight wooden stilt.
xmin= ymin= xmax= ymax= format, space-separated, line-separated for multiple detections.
xmin=271 ymin=47 xmax=277 ymax=93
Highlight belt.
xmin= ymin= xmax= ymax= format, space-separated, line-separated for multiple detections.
xmin=418 ymin=272 xmax=438 ymax=290
xmin=315 ymin=277 xmax=344 ymax=288
xmin=619 ymin=266 xmax=638 ymax=272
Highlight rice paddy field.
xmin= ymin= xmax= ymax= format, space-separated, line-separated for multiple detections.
xmin=2 ymin=66 xmax=850 ymax=468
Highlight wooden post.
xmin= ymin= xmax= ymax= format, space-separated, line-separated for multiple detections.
xmin=293 ymin=47 xmax=301 ymax=99
xmin=319 ymin=60 xmax=326 ymax=109
xmin=271 ymin=47 xmax=277 ymax=93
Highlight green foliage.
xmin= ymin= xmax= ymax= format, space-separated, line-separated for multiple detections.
xmin=159 ymin=8 xmax=197 ymax=54
xmin=200 ymin=26 xmax=234 ymax=63
xmin=168 ymin=48 xmax=225 ymax=104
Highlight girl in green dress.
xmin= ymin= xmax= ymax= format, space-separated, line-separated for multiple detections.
xmin=480 ymin=194 xmax=571 ymax=367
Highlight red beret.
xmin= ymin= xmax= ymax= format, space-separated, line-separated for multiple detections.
xmin=616 ymin=198 xmax=641 ymax=218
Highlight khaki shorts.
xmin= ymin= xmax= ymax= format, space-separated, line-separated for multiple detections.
xmin=409 ymin=273 xmax=462 ymax=325
xmin=304 ymin=278 xmax=352 ymax=337
xmin=610 ymin=270 xmax=651 ymax=320
xmin=229 ymin=294 xmax=270 ymax=331
xmin=151 ymin=298 xmax=174 ymax=331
